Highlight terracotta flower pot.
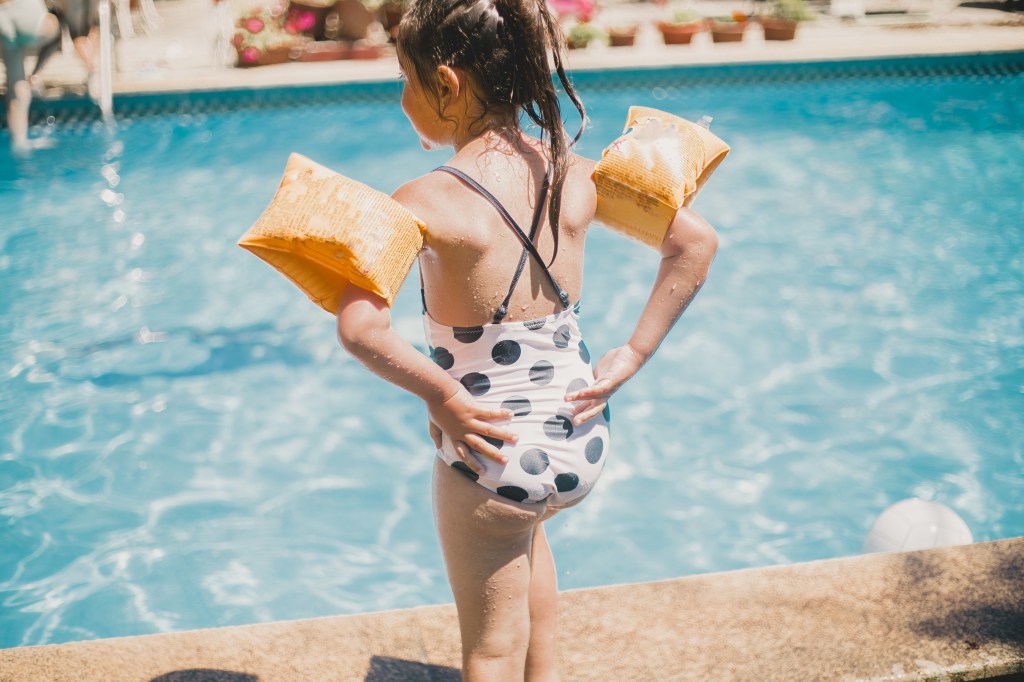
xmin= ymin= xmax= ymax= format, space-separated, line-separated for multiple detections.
xmin=608 ymin=26 xmax=637 ymax=47
xmin=656 ymin=20 xmax=704 ymax=45
xmin=235 ymin=44 xmax=295 ymax=67
xmin=759 ymin=16 xmax=798 ymax=40
xmin=708 ymin=20 xmax=747 ymax=43
xmin=287 ymin=1 xmax=334 ymax=41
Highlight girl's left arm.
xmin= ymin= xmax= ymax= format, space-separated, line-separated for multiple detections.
xmin=335 ymin=285 xmax=517 ymax=474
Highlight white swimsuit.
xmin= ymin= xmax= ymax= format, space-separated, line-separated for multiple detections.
xmin=422 ymin=166 xmax=611 ymax=506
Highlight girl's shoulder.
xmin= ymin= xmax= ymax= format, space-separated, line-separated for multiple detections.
xmin=390 ymin=150 xmax=600 ymax=229
xmin=564 ymin=152 xmax=599 ymax=220
xmin=391 ymin=170 xmax=459 ymax=228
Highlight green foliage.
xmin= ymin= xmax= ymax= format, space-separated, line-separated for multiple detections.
xmin=770 ymin=0 xmax=813 ymax=21
xmin=669 ymin=7 xmax=702 ymax=23
xmin=567 ymin=22 xmax=610 ymax=47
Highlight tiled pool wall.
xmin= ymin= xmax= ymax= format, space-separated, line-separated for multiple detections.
xmin=20 ymin=50 xmax=1024 ymax=126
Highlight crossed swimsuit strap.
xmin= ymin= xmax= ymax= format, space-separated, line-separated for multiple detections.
xmin=433 ymin=165 xmax=571 ymax=324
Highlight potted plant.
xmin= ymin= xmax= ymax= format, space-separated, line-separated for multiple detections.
xmin=566 ymin=21 xmax=609 ymax=49
xmin=607 ymin=24 xmax=638 ymax=47
xmin=656 ymin=7 xmax=705 ymax=45
xmin=706 ymin=10 xmax=748 ymax=43
xmin=285 ymin=0 xmax=335 ymax=41
xmin=330 ymin=0 xmax=375 ymax=40
xmin=376 ymin=0 xmax=405 ymax=40
xmin=233 ymin=8 xmax=305 ymax=67
xmin=758 ymin=0 xmax=812 ymax=40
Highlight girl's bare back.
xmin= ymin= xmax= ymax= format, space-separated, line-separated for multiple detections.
xmin=400 ymin=137 xmax=598 ymax=327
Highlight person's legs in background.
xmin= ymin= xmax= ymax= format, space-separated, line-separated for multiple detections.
xmin=1 ymin=0 xmax=61 ymax=152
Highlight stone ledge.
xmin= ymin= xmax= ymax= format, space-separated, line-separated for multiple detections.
xmin=1 ymin=537 xmax=1021 ymax=681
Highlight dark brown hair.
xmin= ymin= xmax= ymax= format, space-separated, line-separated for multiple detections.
xmin=397 ymin=0 xmax=586 ymax=262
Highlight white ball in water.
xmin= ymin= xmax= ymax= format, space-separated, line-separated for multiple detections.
xmin=864 ymin=498 xmax=973 ymax=553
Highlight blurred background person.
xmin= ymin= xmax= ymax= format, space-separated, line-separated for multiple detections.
xmin=1 ymin=0 xmax=61 ymax=152
xmin=29 ymin=0 xmax=101 ymax=100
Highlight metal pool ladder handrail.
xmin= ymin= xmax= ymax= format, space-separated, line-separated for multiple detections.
xmin=97 ymin=0 xmax=114 ymax=123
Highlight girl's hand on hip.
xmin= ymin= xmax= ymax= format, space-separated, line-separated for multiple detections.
xmin=565 ymin=344 xmax=646 ymax=425
xmin=426 ymin=389 xmax=517 ymax=476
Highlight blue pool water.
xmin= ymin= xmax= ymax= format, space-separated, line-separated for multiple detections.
xmin=1 ymin=55 xmax=1022 ymax=648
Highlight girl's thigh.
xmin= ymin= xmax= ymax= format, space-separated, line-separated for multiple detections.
xmin=432 ymin=456 xmax=549 ymax=553
xmin=432 ymin=458 xmax=550 ymax=640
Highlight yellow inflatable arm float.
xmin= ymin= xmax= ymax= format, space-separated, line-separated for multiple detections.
xmin=593 ymin=106 xmax=730 ymax=249
xmin=238 ymin=108 xmax=726 ymax=314
xmin=238 ymin=153 xmax=425 ymax=314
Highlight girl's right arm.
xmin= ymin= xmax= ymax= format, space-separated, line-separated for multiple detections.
xmin=566 ymin=206 xmax=719 ymax=424
xmin=336 ymin=284 xmax=517 ymax=475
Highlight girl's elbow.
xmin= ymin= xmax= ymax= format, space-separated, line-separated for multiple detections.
xmin=336 ymin=320 xmax=363 ymax=355
xmin=701 ymin=224 xmax=719 ymax=262
xmin=335 ymin=286 xmax=391 ymax=355
xmin=692 ymin=217 xmax=718 ymax=249
xmin=663 ymin=208 xmax=719 ymax=261
xmin=336 ymin=308 xmax=378 ymax=357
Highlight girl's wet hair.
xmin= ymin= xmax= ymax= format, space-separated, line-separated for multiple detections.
xmin=398 ymin=0 xmax=586 ymax=261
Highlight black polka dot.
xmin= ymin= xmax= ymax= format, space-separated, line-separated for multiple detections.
xmin=543 ymin=415 xmax=574 ymax=440
xmin=585 ymin=437 xmax=604 ymax=464
xmin=483 ymin=435 xmax=504 ymax=450
xmin=566 ymin=377 xmax=588 ymax=397
xmin=524 ymin=318 xmax=546 ymax=331
xmin=555 ymin=473 xmax=579 ymax=492
xmin=431 ymin=347 xmax=455 ymax=370
xmin=497 ymin=486 xmax=529 ymax=502
xmin=451 ymin=461 xmax=479 ymax=481
xmin=602 ymin=403 xmax=611 ymax=422
xmin=573 ymin=300 xmax=581 ymax=314
xmin=529 ymin=361 xmax=554 ymax=386
xmin=579 ymin=340 xmax=590 ymax=364
xmin=491 ymin=339 xmax=521 ymax=365
xmin=553 ymin=325 xmax=571 ymax=348
xmin=460 ymin=372 xmax=491 ymax=397
xmin=454 ymin=326 xmax=484 ymax=343
xmin=520 ymin=448 xmax=550 ymax=475
xmin=502 ymin=396 xmax=531 ymax=417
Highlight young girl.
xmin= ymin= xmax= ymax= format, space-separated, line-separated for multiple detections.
xmin=334 ymin=0 xmax=718 ymax=678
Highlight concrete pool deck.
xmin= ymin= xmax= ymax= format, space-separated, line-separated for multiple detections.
xmin=0 ymin=537 xmax=1021 ymax=681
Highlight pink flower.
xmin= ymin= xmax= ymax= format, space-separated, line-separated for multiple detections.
xmin=548 ymin=0 xmax=596 ymax=20
xmin=241 ymin=46 xmax=261 ymax=63
xmin=244 ymin=18 xmax=264 ymax=33
xmin=296 ymin=10 xmax=315 ymax=31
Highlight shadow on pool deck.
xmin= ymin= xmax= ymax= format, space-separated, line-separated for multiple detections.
xmin=1 ymin=537 xmax=1021 ymax=682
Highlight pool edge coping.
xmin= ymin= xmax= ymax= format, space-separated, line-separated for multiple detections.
xmin=1 ymin=536 xmax=1021 ymax=681
xmin=21 ymin=48 xmax=1024 ymax=125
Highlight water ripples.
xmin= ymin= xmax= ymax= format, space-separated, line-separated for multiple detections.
xmin=2 ymin=67 xmax=1022 ymax=648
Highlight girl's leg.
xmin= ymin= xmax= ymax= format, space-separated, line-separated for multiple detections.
xmin=525 ymin=522 xmax=559 ymax=682
xmin=432 ymin=458 xmax=547 ymax=682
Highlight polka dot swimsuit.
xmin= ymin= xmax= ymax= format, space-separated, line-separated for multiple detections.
xmin=424 ymin=303 xmax=611 ymax=505
xmin=423 ymin=166 xmax=611 ymax=506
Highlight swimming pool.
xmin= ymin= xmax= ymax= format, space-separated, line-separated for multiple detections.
xmin=1 ymin=53 xmax=1022 ymax=649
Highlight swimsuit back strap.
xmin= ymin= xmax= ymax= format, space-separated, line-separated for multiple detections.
xmin=493 ymin=170 xmax=548 ymax=322
xmin=435 ymin=165 xmax=569 ymax=322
